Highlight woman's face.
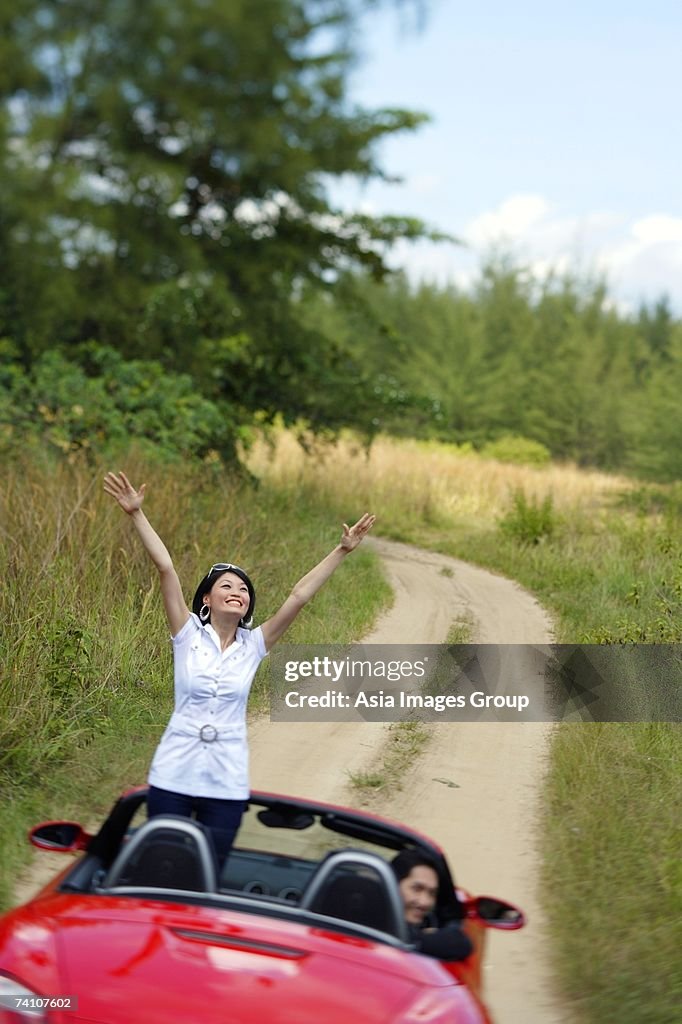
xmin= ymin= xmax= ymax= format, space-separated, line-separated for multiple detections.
xmin=204 ymin=571 xmax=251 ymax=620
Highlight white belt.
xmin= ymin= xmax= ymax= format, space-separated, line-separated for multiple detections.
xmin=168 ymin=714 xmax=246 ymax=744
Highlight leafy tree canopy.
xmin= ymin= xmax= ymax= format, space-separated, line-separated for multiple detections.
xmin=1 ymin=0 xmax=433 ymax=362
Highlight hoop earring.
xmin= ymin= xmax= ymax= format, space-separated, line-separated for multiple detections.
xmin=200 ymin=604 xmax=210 ymax=622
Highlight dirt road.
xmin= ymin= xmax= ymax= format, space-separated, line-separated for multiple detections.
xmin=250 ymin=537 xmax=568 ymax=1024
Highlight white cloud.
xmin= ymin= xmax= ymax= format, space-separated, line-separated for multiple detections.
xmin=631 ymin=215 xmax=682 ymax=245
xmin=465 ymin=194 xmax=552 ymax=246
xmin=326 ymin=177 xmax=682 ymax=309
xmin=385 ymin=236 xmax=466 ymax=285
xmin=385 ymin=194 xmax=682 ymax=312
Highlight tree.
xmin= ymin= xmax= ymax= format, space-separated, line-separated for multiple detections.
xmin=1 ymin=0 xmax=431 ymax=367
xmin=630 ymin=324 xmax=682 ymax=481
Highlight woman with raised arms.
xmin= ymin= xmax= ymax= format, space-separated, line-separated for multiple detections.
xmin=103 ymin=470 xmax=374 ymax=863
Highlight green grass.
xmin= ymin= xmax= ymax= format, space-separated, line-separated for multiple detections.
xmin=348 ymin=721 xmax=430 ymax=798
xmin=542 ymin=723 xmax=681 ymax=1024
xmin=375 ymin=503 xmax=682 ymax=645
xmin=445 ymin=614 xmax=474 ymax=645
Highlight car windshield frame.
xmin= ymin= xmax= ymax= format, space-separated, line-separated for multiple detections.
xmin=58 ymin=787 xmax=463 ymax=926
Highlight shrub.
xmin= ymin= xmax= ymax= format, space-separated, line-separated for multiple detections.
xmin=0 ymin=344 xmax=240 ymax=463
xmin=481 ymin=434 xmax=551 ymax=466
xmin=499 ymin=488 xmax=556 ymax=544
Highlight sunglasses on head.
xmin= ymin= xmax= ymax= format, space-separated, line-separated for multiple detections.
xmin=208 ymin=562 xmax=245 ymax=576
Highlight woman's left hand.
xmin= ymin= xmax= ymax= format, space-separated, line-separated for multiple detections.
xmin=340 ymin=512 xmax=376 ymax=551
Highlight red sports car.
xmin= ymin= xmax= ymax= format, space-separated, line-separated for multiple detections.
xmin=0 ymin=788 xmax=524 ymax=1023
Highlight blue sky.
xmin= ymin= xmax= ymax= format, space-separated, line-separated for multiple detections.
xmin=332 ymin=0 xmax=682 ymax=312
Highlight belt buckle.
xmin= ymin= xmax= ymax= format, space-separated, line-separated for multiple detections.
xmin=199 ymin=723 xmax=218 ymax=743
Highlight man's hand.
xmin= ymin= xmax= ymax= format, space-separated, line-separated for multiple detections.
xmin=340 ymin=512 xmax=376 ymax=552
xmin=103 ymin=471 xmax=146 ymax=515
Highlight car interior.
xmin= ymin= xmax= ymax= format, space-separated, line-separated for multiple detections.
xmin=52 ymin=788 xmax=463 ymax=947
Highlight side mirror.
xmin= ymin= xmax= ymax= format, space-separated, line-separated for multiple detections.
xmin=466 ymin=895 xmax=525 ymax=930
xmin=29 ymin=822 xmax=92 ymax=853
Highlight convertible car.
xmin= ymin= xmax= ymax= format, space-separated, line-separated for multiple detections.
xmin=0 ymin=788 xmax=524 ymax=1023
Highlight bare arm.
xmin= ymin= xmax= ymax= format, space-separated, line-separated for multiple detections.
xmin=103 ymin=471 xmax=190 ymax=637
xmin=260 ymin=513 xmax=375 ymax=651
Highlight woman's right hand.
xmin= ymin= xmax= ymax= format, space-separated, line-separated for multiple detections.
xmin=103 ymin=471 xmax=146 ymax=514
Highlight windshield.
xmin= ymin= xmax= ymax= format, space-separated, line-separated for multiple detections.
xmin=234 ymin=801 xmax=396 ymax=863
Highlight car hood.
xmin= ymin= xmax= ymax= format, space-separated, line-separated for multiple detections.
xmin=38 ymin=893 xmax=485 ymax=1024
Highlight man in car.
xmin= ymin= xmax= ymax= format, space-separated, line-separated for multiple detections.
xmin=391 ymin=849 xmax=473 ymax=961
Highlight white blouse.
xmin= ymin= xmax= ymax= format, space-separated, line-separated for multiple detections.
xmin=147 ymin=613 xmax=268 ymax=799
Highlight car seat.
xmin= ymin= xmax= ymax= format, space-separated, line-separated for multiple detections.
xmin=102 ymin=815 xmax=218 ymax=892
xmin=300 ymin=849 xmax=408 ymax=941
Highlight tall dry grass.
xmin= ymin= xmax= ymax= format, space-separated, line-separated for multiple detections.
xmin=245 ymin=428 xmax=682 ymax=645
xmin=244 ymin=429 xmax=631 ymax=528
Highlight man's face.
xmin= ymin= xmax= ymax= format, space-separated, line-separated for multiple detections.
xmin=398 ymin=864 xmax=439 ymax=926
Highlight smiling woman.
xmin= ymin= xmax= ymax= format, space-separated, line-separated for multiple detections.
xmin=192 ymin=563 xmax=256 ymax=630
xmin=102 ymin=471 xmax=375 ymax=863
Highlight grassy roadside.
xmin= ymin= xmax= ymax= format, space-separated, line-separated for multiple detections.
xmin=0 ymin=453 xmax=391 ymax=909
xmin=543 ymin=722 xmax=681 ymax=1024
xmin=244 ymin=429 xmax=682 ymax=1024
xmin=244 ymin=429 xmax=682 ymax=641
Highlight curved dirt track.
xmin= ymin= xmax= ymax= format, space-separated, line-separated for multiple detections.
xmin=250 ymin=537 xmax=568 ymax=1024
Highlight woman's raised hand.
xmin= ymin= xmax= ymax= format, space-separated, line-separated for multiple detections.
xmin=103 ymin=471 xmax=146 ymax=514
xmin=340 ymin=512 xmax=376 ymax=552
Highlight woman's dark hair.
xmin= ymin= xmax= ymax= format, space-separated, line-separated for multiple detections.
xmin=191 ymin=565 xmax=256 ymax=628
